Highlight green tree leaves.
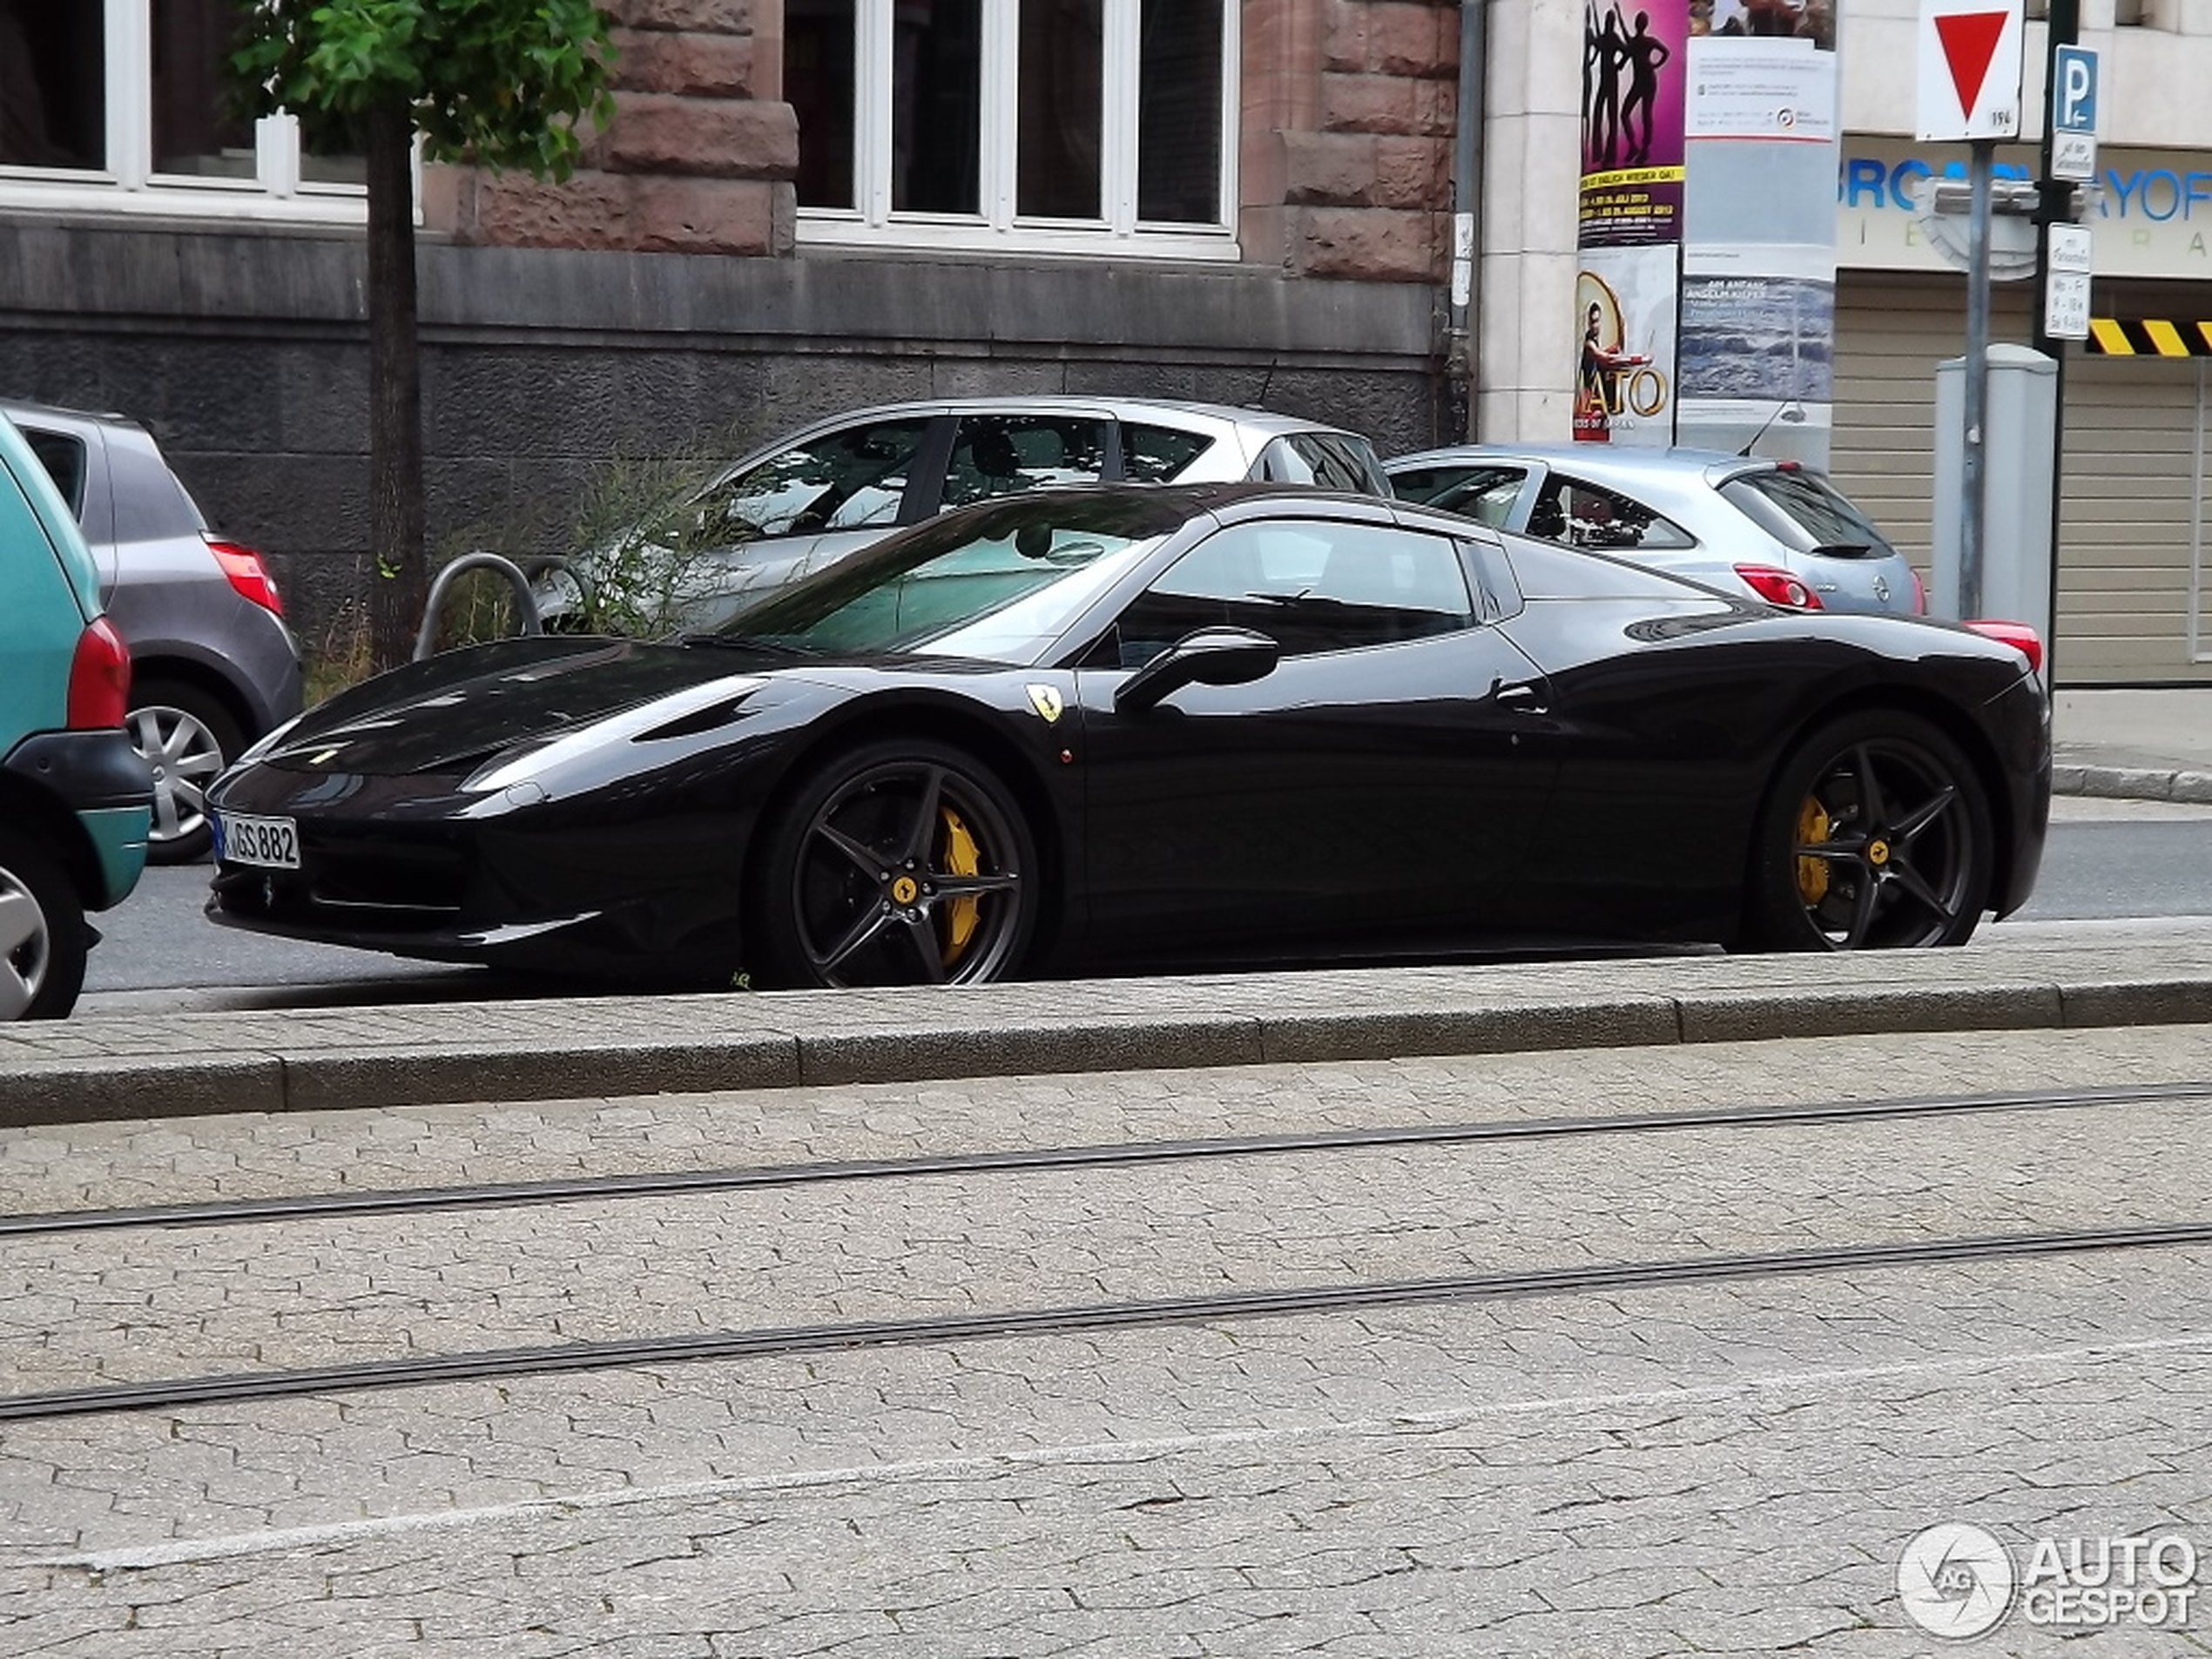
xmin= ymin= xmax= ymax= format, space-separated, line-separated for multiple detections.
xmin=233 ymin=0 xmax=617 ymax=181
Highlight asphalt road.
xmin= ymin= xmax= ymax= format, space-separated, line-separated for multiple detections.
xmin=74 ymin=796 xmax=2212 ymax=1013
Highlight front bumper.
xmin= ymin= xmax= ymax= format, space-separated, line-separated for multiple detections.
xmin=204 ymin=776 xmax=765 ymax=982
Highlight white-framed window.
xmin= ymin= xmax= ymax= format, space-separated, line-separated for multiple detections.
xmin=787 ymin=0 xmax=1238 ymax=260
xmin=0 ymin=0 xmax=371 ymax=223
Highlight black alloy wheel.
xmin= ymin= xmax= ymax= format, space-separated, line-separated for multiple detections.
xmin=0 ymin=824 xmax=88 ymax=1021
xmin=1748 ymin=711 xmax=1994 ymax=950
xmin=752 ymin=738 xmax=1036 ymax=988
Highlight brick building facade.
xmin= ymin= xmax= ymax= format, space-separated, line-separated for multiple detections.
xmin=0 ymin=1 xmax=1472 ymax=646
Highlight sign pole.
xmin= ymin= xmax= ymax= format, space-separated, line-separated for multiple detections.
xmin=2035 ymin=7 xmax=2088 ymax=685
xmin=1962 ymin=137 xmax=1994 ymax=620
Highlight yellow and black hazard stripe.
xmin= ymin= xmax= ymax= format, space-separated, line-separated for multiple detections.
xmin=2087 ymin=319 xmax=2212 ymax=356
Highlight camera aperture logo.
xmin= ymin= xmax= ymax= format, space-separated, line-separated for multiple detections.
xmin=1898 ymin=1522 xmax=2200 ymax=1640
xmin=1898 ymin=1523 xmax=2014 ymax=1639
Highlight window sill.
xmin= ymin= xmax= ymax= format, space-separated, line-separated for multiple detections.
xmin=798 ymin=214 xmax=1242 ymax=263
xmin=0 ymin=179 xmax=370 ymax=226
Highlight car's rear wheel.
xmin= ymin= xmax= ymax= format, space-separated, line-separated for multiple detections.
xmin=751 ymin=738 xmax=1036 ymax=988
xmin=1746 ymin=711 xmax=1993 ymax=950
xmin=0 ymin=825 xmax=87 ymax=1021
xmin=129 ymin=680 xmax=243 ymax=865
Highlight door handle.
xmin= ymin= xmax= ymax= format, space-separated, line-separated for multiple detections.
xmin=1495 ymin=679 xmax=1548 ymax=715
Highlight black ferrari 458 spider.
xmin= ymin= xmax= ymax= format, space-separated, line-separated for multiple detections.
xmin=206 ymin=482 xmax=2050 ymax=987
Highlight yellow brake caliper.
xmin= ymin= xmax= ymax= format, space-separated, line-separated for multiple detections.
xmin=940 ymin=807 xmax=983 ymax=964
xmin=1796 ymin=796 xmax=1832 ymax=905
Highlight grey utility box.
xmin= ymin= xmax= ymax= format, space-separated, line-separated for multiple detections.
xmin=1931 ymin=344 xmax=2059 ymax=644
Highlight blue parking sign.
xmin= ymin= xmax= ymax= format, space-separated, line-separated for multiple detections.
xmin=2054 ymin=44 xmax=2097 ymax=133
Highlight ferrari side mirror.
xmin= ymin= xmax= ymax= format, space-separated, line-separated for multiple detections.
xmin=1115 ymin=626 xmax=1280 ymax=714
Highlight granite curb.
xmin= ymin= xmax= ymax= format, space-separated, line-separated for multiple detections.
xmin=2052 ymin=761 xmax=2212 ymax=802
xmin=11 ymin=944 xmax=2212 ymax=1127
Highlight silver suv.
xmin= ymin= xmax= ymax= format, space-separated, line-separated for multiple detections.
xmin=4 ymin=400 xmax=304 ymax=862
xmin=538 ymin=397 xmax=1392 ymax=634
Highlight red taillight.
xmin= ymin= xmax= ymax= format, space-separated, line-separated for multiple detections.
xmin=1912 ymin=567 xmax=1929 ymax=615
xmin=1966 ymin=619 xmax=2044 ymax=673
xmin=206 ymin=536 xmax=284 ymax=617
xmin=1735 ymin=563 xmax=1823 ymax=610
xmin=67 ymin=616 xmax=132 ymax=730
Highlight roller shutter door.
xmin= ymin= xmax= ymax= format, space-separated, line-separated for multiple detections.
xmin=1831 ymin=273 xmax=2212 ymax=685
xmin=2058 ymin=352 xmax=2209 ymax=684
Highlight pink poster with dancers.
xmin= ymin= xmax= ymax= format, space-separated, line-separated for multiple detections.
xmin=1579 ymin=0 xmax=1689 ymax=247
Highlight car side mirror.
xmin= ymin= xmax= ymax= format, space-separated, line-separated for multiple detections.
xmin=1115 ymin=626 xmax=1280 ymax=714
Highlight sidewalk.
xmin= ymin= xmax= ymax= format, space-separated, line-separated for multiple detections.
xmin=2054 ymin=685 xmax=2212 ymax=799
xmin=12 ymin=933 xmax=2212 ymax=1126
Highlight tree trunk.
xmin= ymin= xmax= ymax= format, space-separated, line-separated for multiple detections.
xmin=365 ymin=98 xmax=426 ymax=673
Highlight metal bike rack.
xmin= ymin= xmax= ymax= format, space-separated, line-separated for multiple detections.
xmin=413 ymin=552 xmax=548 ymax=662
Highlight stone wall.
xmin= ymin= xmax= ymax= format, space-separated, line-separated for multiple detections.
xmin=1243 ymin=0 xmax=1461 ymax=283
xmin=0 ymin=222 xmax=1440 ymax=653
xmin=428 ymin=0 xmax=1463 ymax=287
xmin=0 ymin=3 xmax=1464 ymax=660
xmin=426 ymin=0 xmax=795 ymax=256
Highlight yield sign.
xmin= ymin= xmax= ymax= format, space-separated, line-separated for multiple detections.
xmin=1917 ymin=0 xmax=2023 ymax=141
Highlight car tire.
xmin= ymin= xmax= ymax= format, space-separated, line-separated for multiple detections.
xmin=128 ymin=680 xmax=245 ymax=865
xmin=0 ymin=824 xmax=88 ymax=1021
xmin=1745 ymin=710 xmax=1994 ymax=951
xmin=749 ymin=738 xmax=1037 ymax=989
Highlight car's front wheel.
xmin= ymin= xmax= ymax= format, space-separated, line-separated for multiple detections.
xmin=1746 ymin=710 xmax=1994 ymax=950
xmin=128 ymin=680 xmax=243 ymax=865
xmin=0 ymin=825 xmax=88 ymax=1020
xmin=750 ymin=738 xmax=1036 ymax=988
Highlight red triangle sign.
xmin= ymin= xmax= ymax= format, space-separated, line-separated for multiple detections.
xmin=1933 ymin=10 xmax=2009 ymax=118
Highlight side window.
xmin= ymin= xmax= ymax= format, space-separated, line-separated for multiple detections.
xmin=1530 ymin=475 xmax=1696 ymax=550
xmin=20 ymin=429 xmax=87 ymax=519
xmin=1104 ymin=521 xmax=1476 ymax=666
xmin=699 ymin=418 xmax=931 ymax=543
xmin=1120 ymin=422 xmax=1216 ymax=483
xmin=941 ymin=415 xmax=1109 ymax=509
xmin=1255 ymin=433 xmax=1386 ymax=494
xmin=1395 ymin=463 xmax=1527 ymax=528
xmin=1389 ymin=463 xmax=1480 ymax=501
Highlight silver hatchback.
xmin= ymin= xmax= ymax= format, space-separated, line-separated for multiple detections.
xmin=1386 ymin=444 xmax=1925 ymax=617
xmin=538 ymin=396 xmax=1393 ymax=634
xmin=4 ymin=400 xmax=304 ymax=862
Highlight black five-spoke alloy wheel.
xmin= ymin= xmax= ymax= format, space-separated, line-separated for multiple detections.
xmin=1749 ymin=711 xmax=1994 ymax=950
xmin=753 ymin=738 xmax=1036 ymax=988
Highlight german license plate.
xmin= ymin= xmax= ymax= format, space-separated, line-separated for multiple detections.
xmin=214 ymin=812 xmax=300 ymax=870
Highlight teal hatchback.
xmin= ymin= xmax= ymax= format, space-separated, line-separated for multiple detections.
xmin=0 ymin=411 xmax=152 ymax=1018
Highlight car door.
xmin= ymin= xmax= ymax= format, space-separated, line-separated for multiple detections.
xmin=1071 ymin=514 xmax=1558 ymax=956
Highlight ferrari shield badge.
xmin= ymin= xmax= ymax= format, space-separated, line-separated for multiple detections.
xmin=1025 ymin=684 xmax=1065 ymax=724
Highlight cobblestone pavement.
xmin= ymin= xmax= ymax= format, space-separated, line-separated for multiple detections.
xmin=2 ymin=1026 xmax=2209 ymax=1656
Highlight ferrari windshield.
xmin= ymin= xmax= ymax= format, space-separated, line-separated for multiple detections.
xmin=714 ymin=493 xmax=1185 ymax=664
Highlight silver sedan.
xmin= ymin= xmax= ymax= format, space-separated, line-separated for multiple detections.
xmin=1386 ymin=443 xmax=1925 ymax=617
xmin=540 ymin=396 xmax=1392 ymax=635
